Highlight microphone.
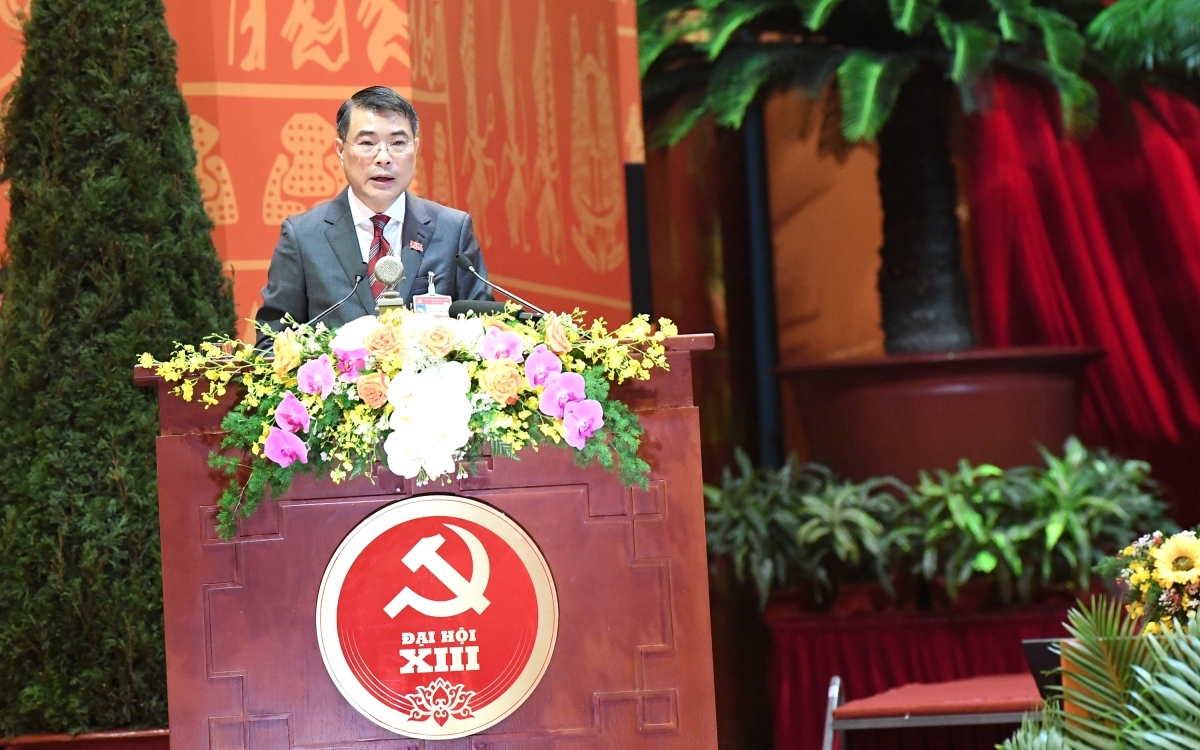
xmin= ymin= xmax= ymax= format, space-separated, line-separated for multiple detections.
xmin=454 ymin=254 xmax=549 ymax=317
xmin=306 ymin=275 xmax=363 ymax=327
xmin=374 ymin=255 xmax=406 ymax=310
xmin=448 ymin=300 xmax=541 ymax=322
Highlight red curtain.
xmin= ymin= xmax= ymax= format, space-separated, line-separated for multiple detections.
xmin=971 ymin=77 xmax=1200 ymax=526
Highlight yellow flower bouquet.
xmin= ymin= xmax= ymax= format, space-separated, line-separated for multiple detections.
xmin=140 ymin=306 xmax=677 ymax=538
xmin=1103 ymin=529 xmax=1200 ymax=633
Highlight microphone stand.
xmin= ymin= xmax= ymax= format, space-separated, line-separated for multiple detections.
xmin=306 ymin=275 xmax=364 ymax=327
xmin=455 ymin=254 xmax=549 ymax=317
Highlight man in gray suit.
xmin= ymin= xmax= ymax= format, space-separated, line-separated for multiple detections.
xmin=255 ymin=86 xmax=493 ymax=345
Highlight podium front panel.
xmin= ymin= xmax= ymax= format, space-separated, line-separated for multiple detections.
xmin=144 ymin=337 xmax=719 ymax=749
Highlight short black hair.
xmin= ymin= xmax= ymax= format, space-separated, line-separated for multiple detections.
xmin=336 ymin=86 xmax=420 ymax=140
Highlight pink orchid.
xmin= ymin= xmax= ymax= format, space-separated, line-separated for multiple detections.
xmin=480 ymin=326 xmax=525 ymax=363
xmin=297 ymin=354 xmax=336 ymax=398
xmin=524 ymin=344 xmax=563 ymax=388
xmin=264 ymin=427 xmax=308 ymax=467
xmin=332 ymin=345 xmax=369 ymax=383
xmin=538 ymin=371 xmax=585 ymax=419
xmin=274 ymin=392 xmax=310 ymax=434
xmin=563 ymin=399 xmax=604 ymax=449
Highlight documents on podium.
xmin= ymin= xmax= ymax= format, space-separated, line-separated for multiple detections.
xmin=134 ymin=333 xmax=719 ymax=748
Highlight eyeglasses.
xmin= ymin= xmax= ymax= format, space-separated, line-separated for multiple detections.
xmin=344 ymin=139 xmax=415 ymax=158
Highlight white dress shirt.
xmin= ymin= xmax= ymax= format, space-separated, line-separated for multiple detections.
xmin=346 ymin=189 xmax=406 ymax=263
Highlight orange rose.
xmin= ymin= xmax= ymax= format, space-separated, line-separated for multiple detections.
xmin=544 ymin=316 xmax=571 ymax=356
xmin=478 ymin=359 xmax=522 ymax=405
xmin=272 ymin=329 xmax=302 ymax=377
xmin=363 ymin=322 xmax=404 ymax=359
xmin=420 ymin=322 xmax=456 ymax=358
xmin=356 ymin=372 xmax=390 ymax=409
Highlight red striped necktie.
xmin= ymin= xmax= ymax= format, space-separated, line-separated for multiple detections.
xmin=367 ymin=213 xmax=392 ymax=300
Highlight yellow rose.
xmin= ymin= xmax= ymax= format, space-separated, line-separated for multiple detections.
xmin=356 ymin=372 xmax=390 ymax=409
xmin=364 ymin=322 xmax=404 ymax=359
xmin=420 ymin=322 xmax=456 ymax=358
xmin=272 ymin=329 xmax=302 ymax=377
xmin=479 ymin=359 xmax=522 ymax=405
xmin=544 ymin=316 xmax=571 ymax=355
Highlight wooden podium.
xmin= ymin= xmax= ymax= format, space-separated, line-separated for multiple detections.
xmin=135 ymin=334 xmax=718 ymax=749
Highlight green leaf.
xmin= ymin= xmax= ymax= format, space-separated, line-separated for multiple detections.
xmin=1045 ymin=511 xmax=1067 ymax=550
xmin=836 ymin=52 xmax=918 ymax=142
xmin=1033 ymin=8 xmax=1086 ymax=72
xmin=707 ymin=0 xmax=782 ymax=60
xmin=949 ymin=23 xmax=1000 ymax=86
xmin=998 ymin=12 xmax=1030 ymax=43
xmin=795 ymin=0 xmax=844 ymax=30
xmin=973 ymin=550 xmax=998 ymax=573
xmin=889 ymin=0 xmax=942 ymax=36
xmin=707 ymin=44 xmax=844 ymax=130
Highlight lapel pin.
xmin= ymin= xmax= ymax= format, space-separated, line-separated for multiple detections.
xmin=409 ymin=240 xmax=424 ymax=253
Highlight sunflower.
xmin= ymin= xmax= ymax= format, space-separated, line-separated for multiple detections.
xmin=1153 ymin=533 xmax=1200 ymax=587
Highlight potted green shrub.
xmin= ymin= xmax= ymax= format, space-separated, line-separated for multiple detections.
xmin=705 ymin=438 xmax=1176 ymax=609
xmin=704 ymin=449 xmax=912 ymax=611
xmin=906 ymin=437 xmax=1175 ymax=608
xmin=639 ymin=0 xmax=1198 ymax=481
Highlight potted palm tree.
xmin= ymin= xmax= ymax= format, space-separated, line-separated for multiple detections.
xmin=639 ymin=0 xmax=1199 ymax=481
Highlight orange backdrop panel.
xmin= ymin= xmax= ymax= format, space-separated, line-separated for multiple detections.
xmin=163 ymin=0 xmax=636 ymax=339
xmin=0 ymin=1 xmax=638 ymax=334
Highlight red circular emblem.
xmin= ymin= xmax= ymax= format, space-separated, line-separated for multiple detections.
xmin=317 ymin=495 xmax=559 ymax=739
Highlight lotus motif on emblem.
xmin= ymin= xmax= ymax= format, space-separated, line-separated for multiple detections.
xmin=406 ymin=678 xmax=476 ymax=725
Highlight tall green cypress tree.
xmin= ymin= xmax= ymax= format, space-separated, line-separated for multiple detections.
xmin=0 ymin=0 xmax=234 ymax=734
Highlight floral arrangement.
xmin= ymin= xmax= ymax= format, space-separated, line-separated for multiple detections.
xmin=140 ymin=307 xmax=677 ymax=538
xmin=1104 ymin=529 xmax=1200 ymax=633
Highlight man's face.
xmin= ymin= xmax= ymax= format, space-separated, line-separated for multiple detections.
xmin=335 ymin=106 xmax=419 ymax=214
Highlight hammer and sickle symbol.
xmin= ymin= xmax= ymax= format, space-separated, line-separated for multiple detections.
xmin=383 ymin=524 xmax=491 ymax=618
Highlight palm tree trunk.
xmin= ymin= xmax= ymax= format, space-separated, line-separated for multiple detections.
xmin=876 ymin=64 xmax=975 ymax=354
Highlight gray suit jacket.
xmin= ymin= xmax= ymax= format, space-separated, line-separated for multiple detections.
xmin=255 ymin=189 xmax=493 ymax=345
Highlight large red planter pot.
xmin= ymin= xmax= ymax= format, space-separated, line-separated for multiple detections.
xmin=1 ymin=730 xmax=168 ymax=750
xmin=779 ymin=346 xmax=1102 ymax=482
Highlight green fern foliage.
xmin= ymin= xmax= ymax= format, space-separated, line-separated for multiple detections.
xmin=946 ymin=21 xmax=1001 ymax=88
xmin=1002 ymin=598 xmax=1200 ymax=749
xmin=998 ymin=703 xmax=1065 ymax=750
xmin=639 ymin=0 xmax=1198 ymax=146
xmin=889 ymin=0 xmax=942 ymax=36
xmin=1127 ymin=629 xmax=1200 ymax=749
xmin=1060 ymin=597 xmax=1147 ymax=750
xmin=836 ymin=53 xmax=918 ymax=141
xmin=1088 ymin=0 xmax=1200 ymax=81
xmin=796 ymin=0 xmax=845 ymax=31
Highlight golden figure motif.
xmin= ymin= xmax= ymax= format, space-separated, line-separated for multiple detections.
xmin=0 ymin=0 xmax=28 ymax=91
xmin=568 ymin=17 xmax=625 ymax=274
xmin=412 ymin=0 xmax=455 ymax=205
xmin=262 ymin=114 xmax=347 ymax=224
xmin=459 ymin=0 xmax=496 ymax=247
xmin=191 ymin=115 xmax=239 ymax=226
xmin=357 ymin=0 xmax=410 ymax=73
xmin=497 ymin=0 xmax=528 ymax=251
xmin=228 ymin=0 xmax=267 ymax=71
xmin=282 ymin=0 xmax=350 ymax=72
xmin=0 ymin=0 xmax=28 ymax=28
xmin=530 ymin=0 xmax=564 ymax=264
xmin=432 ymin=122 xmax=453 ymax=208
xmin=411 ymin=0 xmax=447 ymax=91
